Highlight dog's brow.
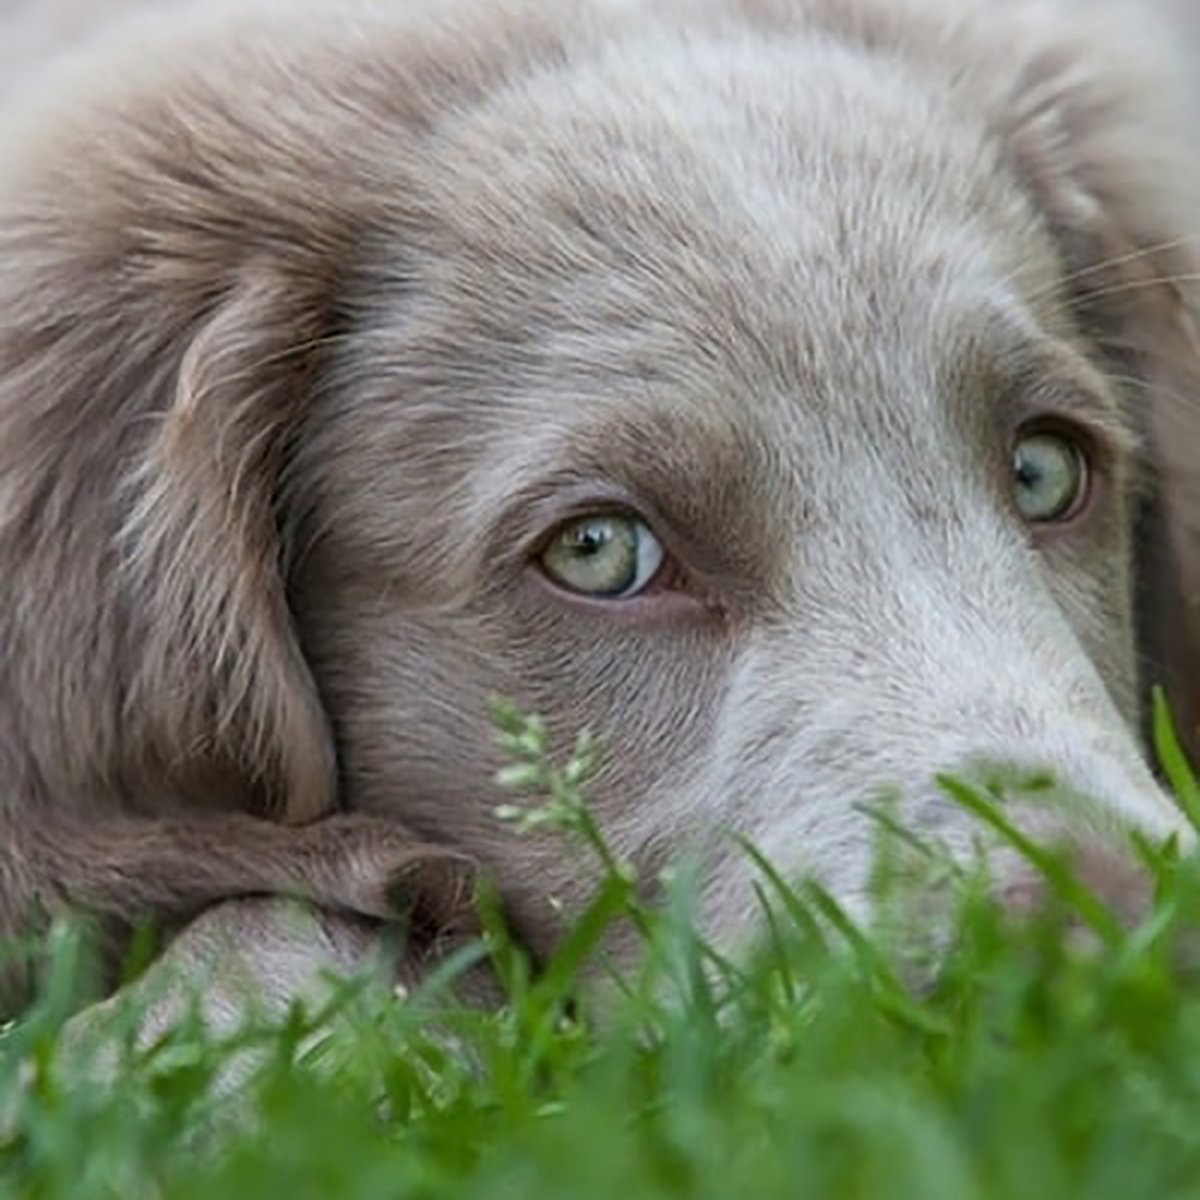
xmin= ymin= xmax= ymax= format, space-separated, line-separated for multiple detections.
xmin=476 ymin=402 xmax=785 ymax=580
xmin=1003 ymin=343 xmax=1140 ymax=452
xmin=1016 ymin=383 xmax=1136 ymax=440
xmin=946 ymin=318 xmax=1136 ymax=445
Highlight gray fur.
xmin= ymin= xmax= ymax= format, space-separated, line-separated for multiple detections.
xmin=0 ymin=0 xmax=1198 ymax=1021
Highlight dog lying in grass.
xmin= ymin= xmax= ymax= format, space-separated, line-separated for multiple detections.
xmin=0 ymin=0 xmax=1198 ymax=1025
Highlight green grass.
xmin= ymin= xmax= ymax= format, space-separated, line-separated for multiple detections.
xmin=4 ymin=702 xmax=1200 ymax=1200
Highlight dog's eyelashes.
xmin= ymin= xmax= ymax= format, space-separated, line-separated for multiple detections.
xmin=1011 ymin=427 xmax=1091 ymax=525
xmin=539 ymin=514 xmax=666 ymax=598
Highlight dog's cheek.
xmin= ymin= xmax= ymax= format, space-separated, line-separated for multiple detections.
xmin=1032 ymin=515 xmax=1141 ymax=729
xmin=293 ymin=576 xmax=738 ymax=922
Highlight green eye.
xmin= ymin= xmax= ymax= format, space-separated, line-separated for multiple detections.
xmin=1011 ymin=429 xmax=1089 ymax=523
xmin=540 ymin=514 xmax=665 ymax=598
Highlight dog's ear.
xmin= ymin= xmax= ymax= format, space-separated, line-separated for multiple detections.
xmin=976 ymin=5 xmax=1200 ymax=764
xmin=0 ymin=3 xmax=580 ymax=820
xmin=0 ymin=50 xmax=370 ymax=821
xmin=117 ymin=266 xmax=343 ymax=821
xmin=0 ymin=251 xmax=341 ymax=822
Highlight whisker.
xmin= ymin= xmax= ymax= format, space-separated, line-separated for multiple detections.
xmin=1049 ymin=273 xmax=1200 ymax=312
xmin=1025 ymin=235 xmax=1200 ymax=306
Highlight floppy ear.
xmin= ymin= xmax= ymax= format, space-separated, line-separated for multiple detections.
xmin=0 ymin=255 xmax=340 ymax=821
xmin=1134 ymin=299 xmax=1200 ymax=768
xmin=0 ymin=61 xmax=363 ymax=821
xmin=979 ymin=7 xmax=1200 ymax=765
xmin=0 ymin=0 xmax=580 ymax=820
xmin=117 ymin=265 xmax=342 ymax=821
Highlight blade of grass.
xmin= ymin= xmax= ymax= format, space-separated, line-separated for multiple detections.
xmin=937 ymin=775 xmax=1123 ymax=946
xmin=1152 ymin=687 xmax=1200 ymax=829
xmin=735 ymin=835 xmax=830 ymax=956
xmin=802 ymin=881 xmax=952 ymax=1039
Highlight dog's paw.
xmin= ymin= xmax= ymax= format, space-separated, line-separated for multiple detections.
xmin=301 ymin=815 xmax=479 ymax=933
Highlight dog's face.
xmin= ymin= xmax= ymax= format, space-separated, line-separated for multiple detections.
xmin=2 ymin=0 xmax=1199 ymax=965
xmin=286 ymin=9 xmax=1194 ymax=950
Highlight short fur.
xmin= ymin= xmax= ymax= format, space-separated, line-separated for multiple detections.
xmin=1 ymin=0 xmax=1199 ymax=1015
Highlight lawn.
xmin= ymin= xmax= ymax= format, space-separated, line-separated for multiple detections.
xmin=4 ymin=701 xmax=1200 ymax=1200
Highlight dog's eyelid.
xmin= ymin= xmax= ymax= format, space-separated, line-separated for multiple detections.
xmin=491 ymin=477 xmax=674 ymax=560
xmin=485 ymin=478 xmax=744 ymax=607
xmin=1009 ymin=383 xmax=1138 ymax=462
xmin=997 ymin=338 xmax=1135 ymax=444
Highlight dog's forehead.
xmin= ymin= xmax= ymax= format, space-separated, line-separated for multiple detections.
xmin=393 ymin=29 xmax=1064 ymax=491
xmin=417 ymin=25 xmax=1052 ymax=309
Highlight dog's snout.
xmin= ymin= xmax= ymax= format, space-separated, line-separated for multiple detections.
xmin=993 ymin=840 xmax=1153 ymax=931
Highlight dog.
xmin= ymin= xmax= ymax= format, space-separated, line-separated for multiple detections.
xmin=0 ymin=0 xmax=1198 ymax=1025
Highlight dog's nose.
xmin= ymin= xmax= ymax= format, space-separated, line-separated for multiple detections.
xmin=993 ymin=840 xmax=1153 ymax=931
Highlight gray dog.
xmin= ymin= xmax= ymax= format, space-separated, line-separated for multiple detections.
xmin=0 ymin=0 xmax=1198 ymax=1029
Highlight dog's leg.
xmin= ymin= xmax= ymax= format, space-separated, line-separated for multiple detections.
xmin=0 ymin=812 xmax=477 ymax=1016
xmin=54 ymin=897 xmax=394 ymax=1093
xmin=20 ymin=811 xmax=476 ymax=924
xmin=54 ymin=894 xmax=498 ymax=1097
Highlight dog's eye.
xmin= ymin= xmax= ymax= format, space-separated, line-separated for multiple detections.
xmin=1011 ymin=429 xmax=1090 ymax=524
xmin=539 ymin=514 xmax=665 ymax=598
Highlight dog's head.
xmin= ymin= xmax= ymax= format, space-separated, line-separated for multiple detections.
xmin=1 ymin=0 xmax=1198 ymax=960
